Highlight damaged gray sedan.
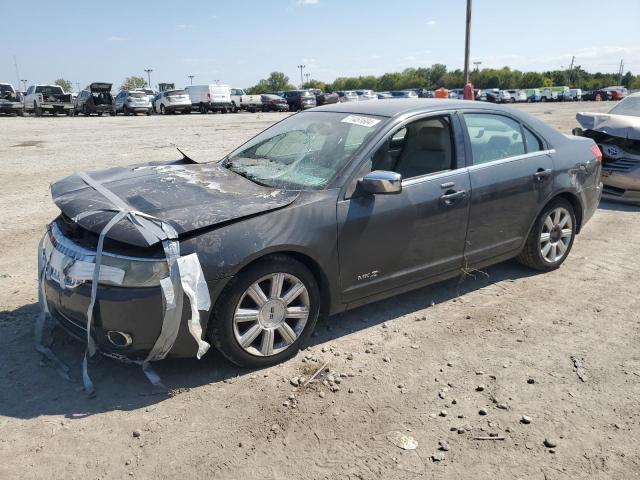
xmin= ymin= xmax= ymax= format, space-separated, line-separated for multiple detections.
xmin=41 ymin=100 xmax=602 ymax=369
xmin=575 ymin=92 xmax=640 ymax=204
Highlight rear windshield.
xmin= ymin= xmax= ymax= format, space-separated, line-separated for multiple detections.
xmin=301 ymin=91 xmax=314 ymax=97
xmin=166 ymin=90 xmax=187 ymax=96
xmin=129 ymin=92 xmax=147 ymax=98
xmin=1 ymin=84 xmax=13 ymax=94
xmin=36 ymin=86 xmax=63 ymax=94
xmin=609 ymin=97 xmax=640 ymax=117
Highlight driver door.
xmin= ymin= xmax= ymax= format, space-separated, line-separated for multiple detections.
xmin=337 ymin=113 xmax=471 ymax=304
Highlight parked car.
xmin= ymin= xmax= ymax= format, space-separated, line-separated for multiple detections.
xmin=390 ymin=90 xmax=419 ymax=98
xmin=185 ymin=84 xmax=233 ymax=113
xmin=74 ymin=83 xmax=115 ymax=116
xmin=133 ymin=88 xmax=156 ymax=105
xmin=475 ymin=89 xmax=487 ymax=101
xmin=377 ymin=91 xmax=393 ymax=99
xmin=449 ymin=88 xmax=464 ymax=99
xmin=604 ymin=86 xmax=628 ymax=101
xmin=0 ymin=83 xmax=25 ymax=115
xmin=24 ymin=84 xmax=74 ymax=116
xmin=283 ymin=90 xmax=316 ymax=111
xmin=315 ymin=91 xmax=339 ymax=106
xmin=525 ymin=88 xmax=542 ymax=102
xmin=506 ymin=89 xmax=527 ymax=102
xmin=39 ymin=99 xmax=602 ymax=370
xmin=575 ymin=92 xmax=640 ymax=203
xmin=230 ymin=88 xmax=263 ymax=113
xmin=539 ymin=88 xmax=559 ymax=102
xmin=336 ymin=91 xmax=359 ymax=102
xmin=484 ymin=89 xmax=511 ymax=104
xmin=260 ymin=94 xmax=289 ymax=112
xmin=114 ymin=90 xmax=152 ymax=115
xmin=355 ymin=90 xmax=377 ymax=101
xmin=154 ymin=89 xmax=192 ymax=114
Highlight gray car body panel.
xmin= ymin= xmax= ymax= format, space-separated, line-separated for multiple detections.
xmin=44 ymin=100 xmax=601 ymax=358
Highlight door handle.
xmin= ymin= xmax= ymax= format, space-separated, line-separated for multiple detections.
xmin=440 ymin=189 xmax=466 ymax=205
xmin=534 ymin=168 xmax=553 ymax=181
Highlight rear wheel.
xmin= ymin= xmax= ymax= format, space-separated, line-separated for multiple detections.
xmin=160 ymin=104 xmax=166 ymax=115
xmin=208 ymin=256 xmax=320 ymax=368
xmin=517 ymin=198 xmax=576 ymax=271
xmin=123 ymin=105 xmax=130 ymax=116
xmin=231 ymin=102 xmax=238 ymax=113
xmin=199 ymin=103 xmax=207 ymax=114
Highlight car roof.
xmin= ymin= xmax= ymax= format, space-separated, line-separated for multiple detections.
xmin=313 ymin=99 xmax=510 ymax=118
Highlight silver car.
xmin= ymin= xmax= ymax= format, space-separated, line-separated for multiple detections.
xmin=114 ymin=90 xmax=152 ymax=115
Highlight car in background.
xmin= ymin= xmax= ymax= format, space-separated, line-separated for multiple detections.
xmin=575 ymin=92 xmax=640 ymax=203
xmin=355 ymin=90 xmax=377 ymax=101
xmin=449 ymin=88 xmax=464 ymax=99
xmin=133 ymin=88 xmax=156 ymax=105
xmin=377 ymin=91 xmax=393 ymax=99
xmin=506 ymin=89 xmax=527 ymax=102
xmin=114 ymin=90 xmax=152 ymax=115
xmin=260 ymin=94 xmax=289 ymax=112
xmin=283 ymin=90 xmax=316 ymax=111
xmin=185 ymin=84 xmax=233 ymax=113
xmin=390 ymin=90 xmax=419 ymax=99
xmin=74 ymin=83 xmax=115 ymax=116
xmin=336 ymin=91 xmax=359 ymax=102
xmin=484 ymin=88 xmax=511 ymax=103
xmin=154 ymin=89 xmax=192 ymax=114
xmin=230 ymin=88 xmax=263 ymax=113
xmin=525 ymin=89 xmax=542 ymax=102
xmin=24 ymin=84 xmax=74 ymax=116
xmin=605 ymin=86 xmax=628 ymax=101
xmin=0 ymin=83 xmax=25 ymax=116
xmin=41 ymin=99 xmax=602 ymax=369
xmin=315 ymin=91 xmax=339 ymax=106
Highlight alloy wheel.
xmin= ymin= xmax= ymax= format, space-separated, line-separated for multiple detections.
xmin=539 ymin=207 xmax=573 ymax=263
xmin=232 ymin=273 xmax=310 ymax=357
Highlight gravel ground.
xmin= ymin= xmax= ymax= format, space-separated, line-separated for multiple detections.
xmin=1 ymin=101 xmax=639 ymax=480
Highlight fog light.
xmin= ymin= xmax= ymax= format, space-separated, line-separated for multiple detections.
xmin=106 ymin=331 xmax=133 ymax=349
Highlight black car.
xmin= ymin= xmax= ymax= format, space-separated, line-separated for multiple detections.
xmin=582 ymin=90 xmax=612 ymax=101
xmin=74 ymin=83 xmax=115 ymax=116
xmin=40 ymin=100 xmax=602 ymax=372
xmin=283 ymin=90 xmax=316 ymax=111
xmin=260 ymin=94 xmax=289 ymax=112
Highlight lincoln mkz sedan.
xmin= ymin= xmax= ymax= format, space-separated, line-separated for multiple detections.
xmin=41 ymin=100 xmax=602 ymax=368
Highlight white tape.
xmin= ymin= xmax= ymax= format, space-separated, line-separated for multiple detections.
xmin=177 ymin=253 xmax=211 ymax=359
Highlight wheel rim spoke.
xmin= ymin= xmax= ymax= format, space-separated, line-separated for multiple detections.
xmin=277 ymin=323 xmax=297 ymax=344
xmin=234 ymin=308 xmax=259 ymax=323
xmin=559 ymin=213 xmax=570 ymax=229
xmin=541 ymin=242 xmax=552 ymax=258
xmin=270 ymin=273 xmax=284 ymax=299
xmin=239 ymin=324 xmax=262 ymax=348
xmin=286 ymin=306 xmax=309 ymax=319
xmin=282 ymin=282 xmax=305 ymax=305
xmin=540 ymin=232 xmax=551 ymax=243
xmin=260 ymin=328 xmax=275 ymax=356
xmin=247 ymin=283 xmax=268 ymax=306
xmin=561 ymin=228 xmax=572 ymax=238
xmin=544 ymin=216 xmax=554 ymax=231
xmin=550 ymin=243 xmax=557 ymax=261
xmin=557 ymin=240 xmax=567 ymax=255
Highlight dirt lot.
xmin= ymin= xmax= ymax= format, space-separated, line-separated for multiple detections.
xmin=1 ymin=102 xmax=639 ymax=480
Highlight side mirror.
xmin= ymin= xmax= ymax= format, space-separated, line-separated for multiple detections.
xmin=359 ymin=170 xmax=402 ymax=195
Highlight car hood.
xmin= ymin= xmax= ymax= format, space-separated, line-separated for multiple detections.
xmin=576 ymin=112 xmax=640 ymax=141
xmin=51 ymin=161 xmax=300 ymax=247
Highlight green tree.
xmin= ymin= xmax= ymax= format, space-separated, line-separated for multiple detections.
xmin=120 ymin=76 xmax=147 ymax=91
xmin=54 ymin=78 xmax=73 ymax=92
xmin=247 ymin=72 xmax=295 ymax=94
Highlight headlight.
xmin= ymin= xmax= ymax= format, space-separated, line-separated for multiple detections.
xmin=100 ymin=255 xmax=168 ymax=287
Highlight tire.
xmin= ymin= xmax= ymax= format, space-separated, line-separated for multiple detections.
xmin=34 ymin=101 xmax=42 ymax=117
xmin=208 ymin=255 xmax=321 ymax=368
xmin=160 ymin=104 xmax=166 ymax=115
xmin=66 ymin=109 xmax=73 ymax=117
xmin=17 ymin=108 xmax=24 ymax=117
xmin=517 ymin=198 xmax=576 ymax=272
xmin=231 ymin=102 xmax=238 ymax=113
xmin=123 ymin=105 xmax=130 ymax=116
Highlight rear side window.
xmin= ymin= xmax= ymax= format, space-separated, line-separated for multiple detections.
xmin=523 ymin=126 xmax=543 ymax=153
xmin=463 ymin=113 xmax=526 ymax=164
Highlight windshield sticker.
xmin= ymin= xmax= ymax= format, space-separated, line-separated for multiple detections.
xmin=341 ymin=115 xmax=381 ymax=128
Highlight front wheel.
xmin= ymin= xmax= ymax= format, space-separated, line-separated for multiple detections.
xmin=517 ymin=198 xmax=576 ymax=271
xmin=208 ymin=256 xmax=320 ymax=368
xmin=160 ymin=104 xmax=166 ymax=115
xmin=123 ymin=105 xmax=130 ymax=116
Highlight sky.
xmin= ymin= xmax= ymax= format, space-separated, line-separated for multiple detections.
xmin=2 ymin=0 xmax=639 ymax=92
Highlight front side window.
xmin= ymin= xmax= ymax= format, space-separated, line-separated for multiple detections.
xmin=226 ymin=111 xmax=384 ymax=190
xmin=371 ymin=116 xmax=454 ymax=179
xmin=464 ymin=113 xmax=526 ymax=164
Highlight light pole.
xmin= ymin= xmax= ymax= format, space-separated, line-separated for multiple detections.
xmin=20 ymin=79 xmax=27 ymax=91
xmin=144 ymin=68 xmax=153 ymax=89
xmin=463 ymin=0 xmax=472 ymax=85
xmin=473 ymin=61 xmax=482 ymax=72
xmin=297 ymin=64 xmax=306 ymax=89
xmin=188 ymin=75 xmax=194 ymax=85
xmin=304 ymin=73 xmax=310 ymax=86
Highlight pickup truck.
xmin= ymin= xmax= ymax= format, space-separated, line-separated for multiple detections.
xmin=230 ymin=88 xmax=263 ymax=112
xmin=0 ymin=83 xmax=25 ymax=116
xmin=24 ymin=84 xmax=74 ymax=116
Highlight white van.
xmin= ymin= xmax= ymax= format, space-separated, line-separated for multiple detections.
xmin=185 ymin=84 xmax=233 ymax=113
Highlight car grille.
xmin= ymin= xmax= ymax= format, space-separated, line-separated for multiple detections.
xmin=602 ymin=157 xmax=640 ymax=173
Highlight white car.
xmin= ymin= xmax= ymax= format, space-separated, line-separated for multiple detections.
xmin=154 ymin=89 xmax=192 ymax=114
xmin=230 ymin=88 xmax=262 ymax=112
xmin=0 ymin=83 xmax=25 ymax=115
xmin=185 ymin=84 xmax=233 ymax=113
xmin=355 ymin=90 xmax=377 ymax=101
xmin=133 ymin=88 xmax=156 ymax=105
xmin=24 ymin=84 xmax=74 ymax=116
xmin=506 ymin=89 xmax=527 ymax=102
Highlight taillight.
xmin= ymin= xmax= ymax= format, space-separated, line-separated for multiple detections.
xmin=590 ymin=144 xmax=602 ymax=163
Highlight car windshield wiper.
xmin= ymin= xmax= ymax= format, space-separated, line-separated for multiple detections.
xmin=226 ymin=164 xmax=273 ymax=188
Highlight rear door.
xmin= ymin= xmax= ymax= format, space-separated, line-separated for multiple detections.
xmin=337 ymin=112 xmax=471 ymax=303
xmin=460 ymin=111 xmax=554 ymax=265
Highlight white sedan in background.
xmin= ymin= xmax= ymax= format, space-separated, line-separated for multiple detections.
xmin=154 ymin=89 xmax=192 ymax=114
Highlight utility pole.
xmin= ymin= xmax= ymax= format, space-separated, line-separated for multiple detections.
xmin=297 ymin=64 xmax=306 ymax=89
xmin=76 ymin=82 xmax=80 ymax=92
xmin=21 ymin=79 xmax=27 ymax=91
xmin=463 ymin=0 xmax=472 ymax=85
xmin=304 ymin=73 xmax=310 ymax=86
xmin=13 ymin=56 xmax=21 ymax=87
xmin=618 ymin=59 xmax=624 ymax=85
xmin=188 ymin=75 xmax=194 ymax=85
xmin=473 ymin=61 xmax=482 ymax=72
xmin=568 ymin=55 xmax=575 ymax=85
xmin=144 ymin=68 xmax=153 ymax=89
